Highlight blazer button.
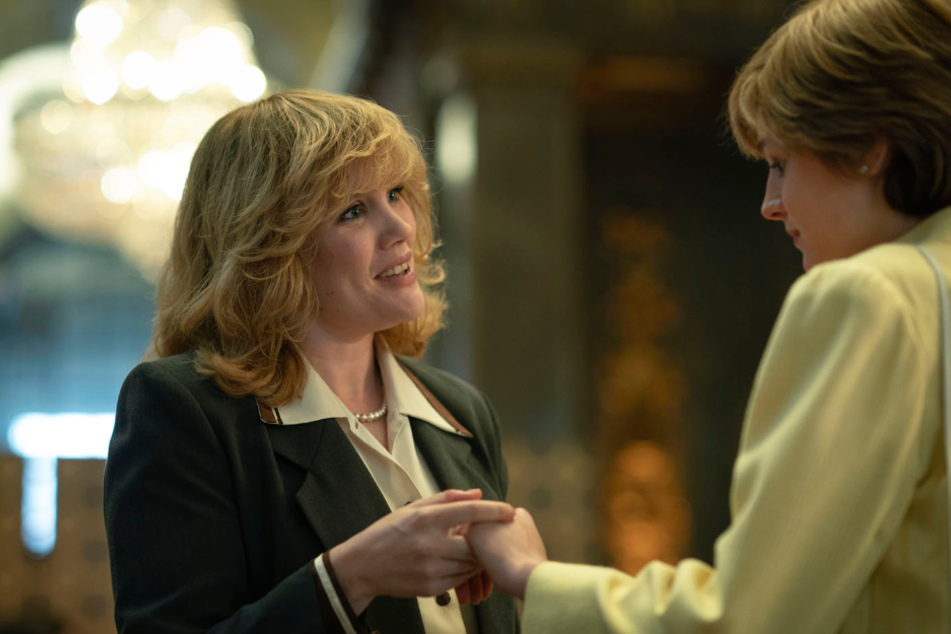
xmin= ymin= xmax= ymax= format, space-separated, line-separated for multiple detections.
xmin=436 ymin=592 xmax=451 ymax=606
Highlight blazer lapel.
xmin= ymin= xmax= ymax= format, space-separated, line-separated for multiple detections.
xmin=410 ymin=421 xmax=501 ymax=502
xmin=267 ymin=419 xmax=389 ymax=548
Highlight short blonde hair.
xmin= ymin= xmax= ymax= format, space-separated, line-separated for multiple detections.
xmin=729 ymin=0 xmax=951 ymax=217
xmin=151 ymin=90 xmax=447 ymax=407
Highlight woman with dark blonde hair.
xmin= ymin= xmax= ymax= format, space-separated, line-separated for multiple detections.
xmin=104 ymin=90 xmax=519 ymax=634
xmin=464 ymin=0 xmax=951 ymax=632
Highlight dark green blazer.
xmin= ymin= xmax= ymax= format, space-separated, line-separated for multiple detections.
xmin=104 ymin=352 xmax=519 ymax=634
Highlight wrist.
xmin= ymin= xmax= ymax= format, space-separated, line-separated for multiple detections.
xmin=512 ymin=559 xmax=543 ymax=600
xmin=328 ymin=541 xmax=374 ymax=615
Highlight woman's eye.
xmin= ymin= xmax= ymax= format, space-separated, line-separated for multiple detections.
xmin=769 ymin=161 xmax=785 ymax=176
xmin=388 ymin=186 xmax=404 ymax=203
xmin=339 ymin=205 xmax=363 ymax=221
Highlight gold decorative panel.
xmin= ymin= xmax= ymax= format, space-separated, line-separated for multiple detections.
xmin=595 ymin=208 xmax=692 ymax=575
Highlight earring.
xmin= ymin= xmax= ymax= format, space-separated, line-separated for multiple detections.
xmin=858 ymin=164 xmax=869 ymax=175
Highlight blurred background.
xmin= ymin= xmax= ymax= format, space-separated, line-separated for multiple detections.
xmin=0 ymin=0 xmax=804 ymax=631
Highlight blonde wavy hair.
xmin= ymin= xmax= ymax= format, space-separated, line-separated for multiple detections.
xmin=729 ymin=0 xmax=951 ymax=217
xmin=151 ymin=90 xmax=447 ymax=407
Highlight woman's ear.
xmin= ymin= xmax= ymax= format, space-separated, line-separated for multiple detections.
xmin=861 ymin=139 xmax=890 ymax=178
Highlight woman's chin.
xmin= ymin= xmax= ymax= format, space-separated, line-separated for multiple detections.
xmin=800 ymin=248 xmax=821 ymax=272
xmin=380 ymin=296 xmax=426 ymax=331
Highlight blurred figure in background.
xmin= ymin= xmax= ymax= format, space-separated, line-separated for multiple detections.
xmin=467 ymin=0 xmax=951 ymax=632
xmin=104 ymin=90 xmax=519 ymax=634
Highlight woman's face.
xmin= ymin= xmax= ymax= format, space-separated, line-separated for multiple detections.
xmin=759 ymin=138 xmax=904 ymax=271
xmin=309 ymin=184 xmax=425 ymax=342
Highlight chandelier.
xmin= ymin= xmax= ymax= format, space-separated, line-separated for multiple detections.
xmin=13 ymin=0 xmax=269 ymax=277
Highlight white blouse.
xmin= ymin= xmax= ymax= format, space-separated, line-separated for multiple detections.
xmin=275 ymin=338 xmax=477 ymax=634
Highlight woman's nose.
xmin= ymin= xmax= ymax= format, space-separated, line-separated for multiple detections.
xmin=378 ymin=202 xmax=414 ymax=246
xmin=761 ymin=196 xmax=785 ymax=220
xmin=760 ymin=178 xmax=785 ymax=221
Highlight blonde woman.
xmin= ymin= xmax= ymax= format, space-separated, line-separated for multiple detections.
xmin=104 ymin=90 xmax=519 ymax=634
xmin=466 ymin=0 xmax=951 ymax=632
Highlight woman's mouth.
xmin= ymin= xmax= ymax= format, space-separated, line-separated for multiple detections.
xmin=377 ymin=262 xmax=411 ymax=279
xmin=787 ymin=229 xmax=801 ymax=248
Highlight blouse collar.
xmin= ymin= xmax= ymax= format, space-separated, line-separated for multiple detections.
xmin=266 ymin=337 xmax=457 ymax=436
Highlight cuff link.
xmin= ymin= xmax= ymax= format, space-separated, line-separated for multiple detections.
xmin=436 ymin=592 xmax=451 ymax=606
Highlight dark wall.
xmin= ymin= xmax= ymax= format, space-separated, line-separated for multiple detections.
xmin=584 ymin=68 xmax=802 ymax=561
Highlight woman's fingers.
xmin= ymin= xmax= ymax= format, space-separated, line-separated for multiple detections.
xmin=468 ymin=570 xmax=485 ymax=604
xmin=421 ymin=500 xmax=515 ymax=529
xmin=428 ymin=534 xmax=477 ymax=564
xmin=439 ymin=568 xmax=484 ymax=595
xmin=410 ymin=565 xmax=484 ymax=598
xmin=405 ymin=489 xmax=516 ymax=527
xmin=481 ymin=572 xmax=494 ymax=602
xmin=408 ymin=488 xmax=482 ymax=508
xmin=453 ymin=569 xmax=493 ymax=604
xmin=455 ymin=578 xmax=472 ymax=604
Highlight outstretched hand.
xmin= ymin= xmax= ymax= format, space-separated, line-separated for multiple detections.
xmin=330 ymin=489 xmax=514 ymax=614
xmin=466 ymin=507 xmax=547 ymax=600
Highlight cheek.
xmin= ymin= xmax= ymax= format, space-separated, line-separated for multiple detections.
xmin=402 ymin=205 xmax=419 ymax=237
xmin=312 ymin=241 xmax=363 ymax=300
xmin=764 ymin=172 xmax=781 ymax=200
xmin=310 ymin=258 xmax=335 ymax=304
xmin=780 ymin=174 xmax=808 ymax=217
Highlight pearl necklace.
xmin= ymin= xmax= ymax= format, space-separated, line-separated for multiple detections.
xmin=354 ymin=402 xmax=387 ymax=422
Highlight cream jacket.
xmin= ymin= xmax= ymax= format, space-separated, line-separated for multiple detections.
xmin=523 ymin=208 xmax=951 ymax=633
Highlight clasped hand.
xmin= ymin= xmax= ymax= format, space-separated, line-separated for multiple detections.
xmin=465 ymin=507 xmax=547 ymax=600
xmin=331 ymin=489 xmax=514 ymax=614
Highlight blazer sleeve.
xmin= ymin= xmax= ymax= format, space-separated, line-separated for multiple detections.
xmin=521 ymin=261 xmax=936 ymax=634
xmin=104 ymin=361 xmax=339 ymax=634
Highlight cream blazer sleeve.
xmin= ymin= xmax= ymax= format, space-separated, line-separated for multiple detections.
xmin=522 ymin=259 xmax=941 ymax=634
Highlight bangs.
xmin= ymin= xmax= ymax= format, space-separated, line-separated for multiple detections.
xmin=729 ymin=51 xmax=786 ymax=160
xmin=345 ymin=137 xmax=421 ymax=196
xmin=322 ymin=125 xmax=425 ymax=211
xmin=729 ymin=76 xmax=767 ymax=158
